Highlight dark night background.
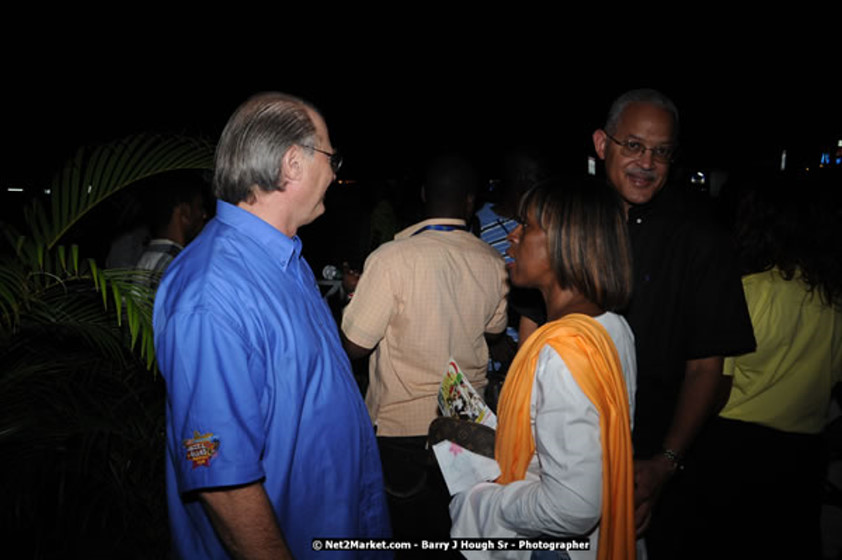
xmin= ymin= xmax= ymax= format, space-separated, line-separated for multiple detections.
xmin=4 ymin=48 xmax=839 ymax=186
xmin=4 ymin=52 xmax=839 ymax=262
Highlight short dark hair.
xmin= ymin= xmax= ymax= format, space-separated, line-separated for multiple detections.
xmin=519 ymin=176 xmax=633 ymax=311
xmin=423 ymin=154 xmax=478 ymax=217
xmin=213 ymin=92 xmax=319 ymax=204
xmin=605 ymin=88 xmax=680 ymax=141
xmin=142 ymin=170 xmax=208 ymax=233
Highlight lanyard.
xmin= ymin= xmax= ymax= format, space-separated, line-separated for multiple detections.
xmin=412 ymin=224 xmax=468 ymax=236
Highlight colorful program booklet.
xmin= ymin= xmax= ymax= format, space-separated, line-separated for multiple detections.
xmin=434 ymin=359 xmax=501 ymax=494
xmin=438 ymin=358 xmax=497 ymax=429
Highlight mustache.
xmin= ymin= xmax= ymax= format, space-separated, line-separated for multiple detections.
xmin=626 ymin=167 xmax=658 ymax=180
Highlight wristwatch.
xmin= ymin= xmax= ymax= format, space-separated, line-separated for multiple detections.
xmin=660 ymin=448 xmax=684 ymax=471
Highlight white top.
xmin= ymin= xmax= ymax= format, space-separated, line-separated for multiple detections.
xmin=449 ymin=312 xmax=637 ymax=560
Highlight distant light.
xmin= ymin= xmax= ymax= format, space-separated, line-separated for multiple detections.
xmin=780 ymin=149 xmax=787 ymax=171
xmin=820 ymin=153 xmax=831 ymax=165
xmin=7 ymin=187 xmax=24 ymax=192
xmin=87 ymin=185 xmax=92 ymax=194
xmin=44 ymin=189 xmax=51 ymax=195
xmin=838 ymin=140 xmax=842 ymax=148
xmin=587 ymin=156 xmax=596 ymax=176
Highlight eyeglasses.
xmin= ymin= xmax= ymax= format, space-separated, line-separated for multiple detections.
xmin=301 ymin=145 xmax=343 ymax=173
xmin=605 ymin=133 xmax=675 ymax=163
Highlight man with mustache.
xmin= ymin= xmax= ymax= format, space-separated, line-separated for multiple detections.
xmin=592 ymin=89 xmax=755 ymax=559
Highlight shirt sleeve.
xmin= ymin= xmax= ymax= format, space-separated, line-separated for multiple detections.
xmin=341 ymin=250 xmax=395 ymax=349
xmin=450 ymin=346 xmax=602 ymax=539
xmin=158 ymin=309 xmax=267 ymax=494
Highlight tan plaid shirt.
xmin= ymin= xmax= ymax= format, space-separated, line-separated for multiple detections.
xmin=342 ymin=218 xmax=508 ymax=436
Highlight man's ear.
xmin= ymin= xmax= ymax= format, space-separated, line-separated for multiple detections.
xmin=281 ymin=145 xmax=304 ymax=183
xmin=593 ymin=129 xmax=608 ymax=160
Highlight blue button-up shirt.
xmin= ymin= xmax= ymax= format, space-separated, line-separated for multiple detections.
xmin=154 ymin=200 xmax=390 ymax=558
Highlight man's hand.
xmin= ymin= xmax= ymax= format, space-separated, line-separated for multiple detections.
xmin=634 ymin=356 xmax=726 ymax=535
xmin=633 ymin=455 xmax=675 ymax=534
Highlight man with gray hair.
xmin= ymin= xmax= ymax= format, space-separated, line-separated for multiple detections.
xmin=592 ymin=89 xmax=755 ymax=558
xmin=154 ymin=92 xmax=390 ymax=558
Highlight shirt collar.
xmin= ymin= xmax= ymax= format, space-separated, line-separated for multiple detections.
xmin=148 ymin=238 xmax=184 ymax=250
xmin=214 ymin=200 xmax=302 ymax=268
xmin=394 ymin=218 xmax=468 ymax=240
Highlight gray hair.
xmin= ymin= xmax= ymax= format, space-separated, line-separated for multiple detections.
xmin=604 ymin=88 xmax=679 ymax=141
xmin=213 ymin=92 xmax=319 ymax=204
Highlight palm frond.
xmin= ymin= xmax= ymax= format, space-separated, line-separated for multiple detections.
xmin=28 ymin=133 xmax=214 ymax=251
xmin=0 ymin=348 xmax=168 ymax=557
xmin=0 ymin=132 xmax=209 ymax=557
xmin=92 ymin=266 xmax=159 ymax=369
xmin=14 ymin=286 xmax=131 ymax=367
xmin=0 ymin=260 xmax=26 ymax=331
xmin=1 ymin=256 xmax=160 ymax=369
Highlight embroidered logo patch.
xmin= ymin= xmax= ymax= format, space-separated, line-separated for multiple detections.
xmin=183 ymin=431 xmax=220 ymax=469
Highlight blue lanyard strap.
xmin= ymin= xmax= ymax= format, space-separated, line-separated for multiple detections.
xmin=412 ymin=224 xmax=468 ymax=236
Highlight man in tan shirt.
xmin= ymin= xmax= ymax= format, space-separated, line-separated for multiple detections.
xmin=342 ymin=155 xmax=508 ymax=547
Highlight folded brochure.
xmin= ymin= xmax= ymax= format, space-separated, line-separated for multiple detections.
xmin=434 ymin=358 xmax=500 ymax=494
xmin=437 ymin=358 xmax=497 ymax=429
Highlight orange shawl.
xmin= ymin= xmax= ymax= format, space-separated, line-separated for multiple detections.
xmin=495 ymin=314 xmax=635 ymax=560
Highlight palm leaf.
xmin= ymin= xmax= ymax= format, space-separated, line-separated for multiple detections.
xmin=0 ymin=132 xmax=210 ymax=557
xmin=0 ymin=260 xmax=26 ymax=331
xmin=92 ymin=267 xmax=159 ymax=367
xmin=1 ymin=133 xmax=212 ymax=367
xmin=27 ymin=133 xmax=214 ymax=251
xmin=13 ymin=282 xmax=129 ymax=367
xmin=0 ymin=345 xmax=168 ymax=556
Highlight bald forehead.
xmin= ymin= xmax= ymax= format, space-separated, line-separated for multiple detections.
xmin=305 ymin=107 xmax=330 ymax=145
xmin=617 ymin=102 xmax=676 ymax=142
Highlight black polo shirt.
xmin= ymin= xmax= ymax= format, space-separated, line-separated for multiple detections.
xmin=625 ymin=186 xmax=755 ymax=458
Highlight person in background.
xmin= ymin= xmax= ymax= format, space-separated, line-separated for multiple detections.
xmin=342 ymin=155 xmax=508 ymax=552
xmin=591 ymin=88 xmax=755 ymax=558
xmin=135 ymin=172 xmax=208 ymax=287
xmin=690 ymin=171 xmax=841 ymax=559
xmin=475 ymin=148 xmax=550 ymax=409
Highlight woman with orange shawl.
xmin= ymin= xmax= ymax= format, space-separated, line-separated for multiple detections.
xmin=450 ymin=177 xmax=637 ymax=560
